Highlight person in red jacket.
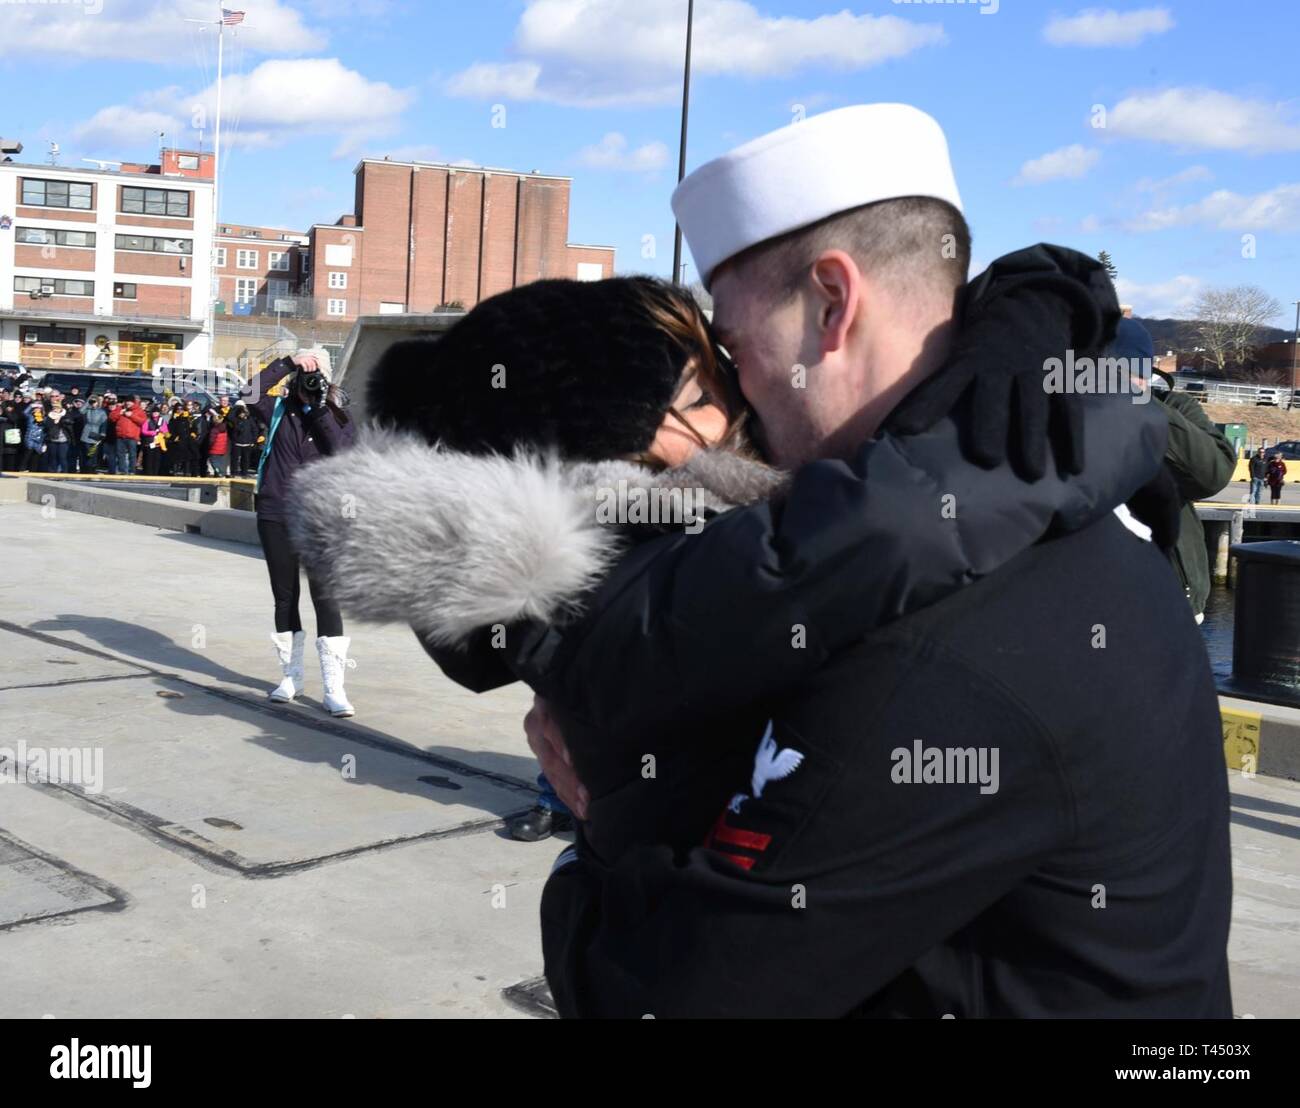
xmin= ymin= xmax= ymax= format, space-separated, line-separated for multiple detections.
xmin=1266 ymin=452 xmax=1288 ymax=504
xmin=206 ymin=399 xmax=231 ymax=476
xmin=108 ymin=395 xmax=147 ymax=475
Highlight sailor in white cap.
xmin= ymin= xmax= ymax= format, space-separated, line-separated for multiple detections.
xmin=671 ymin=102 xmax=972 ymax=470
xmin=519 ymin=107 xmax=1229 ymax=1019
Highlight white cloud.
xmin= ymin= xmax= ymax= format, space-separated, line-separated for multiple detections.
xmin=1013 ymin=144 xmax=1100 ymax=185
xmin=1078 ymin=214 xmax=1103 ymax=234
xmin=1107 ymin=89 xmax=1300 ymax=153
xmin=73 ymin=59 xmax=414 ymax=159
xmin=448 ymin=0 xmax=946 ymax=107
xmin=1044 ymin=7 xmax=1174 ymax=47
xmin=578 ymin=133 xmax=670 ymax=173
xmin=1135 ymin=165 xmax=1213 ymax=192
xmin=0 ymin=0 xmax=324 ymax=62
xmin=73 ymin=107 xmax=186 ymax=153
xmin=1113 ymin=274 xmax=1203 ymax=319
xmin=449 ymin=62 xmax=549 ymax=103
xmin=1128 ymin=183 xmax=1300 ymax=233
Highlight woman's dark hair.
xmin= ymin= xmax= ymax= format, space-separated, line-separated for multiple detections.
xmin=620 ymin=278 xmax=753 ymax=465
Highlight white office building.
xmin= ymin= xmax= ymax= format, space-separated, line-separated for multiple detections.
xmin=0 ymin=151 xmax=214 ymax=378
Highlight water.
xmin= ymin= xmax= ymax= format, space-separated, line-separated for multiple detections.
xmin=1200 ymin=586 xmax=1235 ymax=680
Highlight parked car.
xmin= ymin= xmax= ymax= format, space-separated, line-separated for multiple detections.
xmin=0 ymin=360 xmax=30 ymax=392
xmin=30 ymin=369 xmax=245 ymax=405
xmin=1269 ymin=441 xmax=1300 ymax=461
xmin=1255 ymin=386 xmax=1286 ymax=407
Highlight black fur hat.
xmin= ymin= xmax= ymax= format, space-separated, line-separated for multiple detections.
xmin=367 ymin=277 xmax=686 ymax=460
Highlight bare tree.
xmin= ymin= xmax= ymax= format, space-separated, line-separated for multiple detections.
xmin=1189 ymin=285 xmax=1284 ymax=374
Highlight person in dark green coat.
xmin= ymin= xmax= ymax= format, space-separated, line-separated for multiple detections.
xmin=1113 ymin=316 xmax=1235 ymax=620
xmin=1156 ymin=385 xmax=1235 ymax=619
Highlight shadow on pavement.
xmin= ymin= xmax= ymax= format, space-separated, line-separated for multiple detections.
xmin=33 ymin=614 xmax=268 ymax=694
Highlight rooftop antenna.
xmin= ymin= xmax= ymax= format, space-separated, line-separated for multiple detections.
xmin=47 ymin=140 xmax=60 ymax=165
xmin=158 ymin=131 xmax=166 ymax=159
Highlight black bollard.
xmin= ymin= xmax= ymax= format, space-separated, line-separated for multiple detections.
xmin=1219 ymin=540 xmax=1300 ymax=708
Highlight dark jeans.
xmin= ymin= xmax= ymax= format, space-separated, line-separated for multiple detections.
xmin=46 ymin=440 xmax=70 ymax=473
xmin=257 ymin=516 xmax=343 ymax=637
xmin=143 ymin=444 xmax=165 ymax=476
xmin=209 ymin=452 xmax=230 ymax=476
xmin=233 ymin=445 xmax=257 ymax=476
xmin=20 ymin=446 xmax=44 ymax=471
xmin=115 ymin=438 xmax=138 ymax=475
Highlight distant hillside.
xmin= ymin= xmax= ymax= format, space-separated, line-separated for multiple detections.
xmin=1136 ymin=316 xmax=1292 ymax=354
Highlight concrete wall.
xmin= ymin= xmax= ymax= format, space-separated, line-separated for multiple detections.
xmin=23 ymin=478 xmax=259 ymax=546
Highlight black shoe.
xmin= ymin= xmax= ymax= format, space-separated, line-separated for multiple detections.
xmin=509 ymin=806 xmax=574 ymax=842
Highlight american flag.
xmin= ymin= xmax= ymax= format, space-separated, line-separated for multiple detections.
xmin=221 ymin=8 xmax=245 ymax=25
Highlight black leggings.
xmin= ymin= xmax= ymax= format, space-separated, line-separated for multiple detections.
xmin=257 ymin=517 xmax=343 ymax=637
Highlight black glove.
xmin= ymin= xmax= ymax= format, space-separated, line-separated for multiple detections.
xmin=1125 ymin=464 xmax=1182 ymax=553
xmin=886 ymin=244 xmax=1121 ymax=481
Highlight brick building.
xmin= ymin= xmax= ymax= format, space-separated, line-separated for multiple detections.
xmin=212 ymin=222 xmax=309 ymax=316
xmin=301 ymin=158 xmax=615 ymax=321
xmin=0 ymin=141 xmax=615 ymax=374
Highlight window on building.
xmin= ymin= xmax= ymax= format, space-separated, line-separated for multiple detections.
xmin=113 ymin=282 xmax=138 ymax=299
xmin=23 ymin=325 xmax=85 ymax=345
xmin=15 ymin=276 xmax=94 ymax=297
xmin=21 ymin=178 xmax=93 ymax=210
xmin=177 ymin=154 xmax=200 ymax=171
xmin=120 ymin=186 xmax=191 ymax=218
xmin=267 ymin=279 xmax=290 ymax=300
xmin=16 ymin=227 xmax=96 ymax=248
xmin=235 ymin=278 xmax=258 ymax=304
xmin=268 ymin=252 xmax=290 ymax=271
xmin=243 ymin=229 xmax=260 ymax=238
xmin=326 ymin=298 xmax=347 ymax=316
xmin=214 ymin=247 xmax=227 ymax=267
xmin=324 ymin=243 xmax=353 ymax=266
xmin=327 ymin=271 xmax=347 ymax=289
xmin=576 ymin=262 xmax=604 ymax=282
xmin=115 ymin=234 xmax=193 ymax=254
xmin=237 ymin=249 xmax=259 ymax=269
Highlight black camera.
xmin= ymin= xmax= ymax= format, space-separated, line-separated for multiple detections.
xmin=298 ymin=369 xmax=328 ymax=397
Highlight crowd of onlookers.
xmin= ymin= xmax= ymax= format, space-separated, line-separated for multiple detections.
xmin=0 ymin=382 xmax=264 ymax=478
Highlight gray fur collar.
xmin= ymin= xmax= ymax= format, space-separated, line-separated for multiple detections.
xmin=287 ymin=429 xmax=785 ymax=647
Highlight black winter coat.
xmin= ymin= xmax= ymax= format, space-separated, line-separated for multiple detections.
xmin=285 ymin=248 xmax=1229 ymax=1018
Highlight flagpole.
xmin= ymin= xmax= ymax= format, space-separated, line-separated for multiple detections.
xmin=205 ymin=12 xmax=224 ymax=361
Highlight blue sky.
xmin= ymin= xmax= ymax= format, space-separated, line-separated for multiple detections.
xmin=3 ymin=0 xmax=1298 ymax=323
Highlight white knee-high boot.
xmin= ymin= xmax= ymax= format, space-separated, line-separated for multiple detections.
xmin=316 ymin=635 xmax=355 ymax=717
xmin=270 ymin=630 xmax=306 ymax=702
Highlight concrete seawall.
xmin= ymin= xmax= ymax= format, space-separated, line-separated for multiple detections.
xmin=20 ymin=477 xmax=259 ymax=546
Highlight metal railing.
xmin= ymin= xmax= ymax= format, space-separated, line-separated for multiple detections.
xmin=218 ymin=293 xmax=322 ymax=321
xmin=1173 ymin=378 xmax=1298 ymax=408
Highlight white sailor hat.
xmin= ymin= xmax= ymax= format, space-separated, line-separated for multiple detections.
xmin=671 ymin=103 xmax=963 ymax=288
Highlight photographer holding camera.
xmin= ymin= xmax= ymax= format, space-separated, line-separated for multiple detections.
xmin=246 ymin=348 xmax=357 ymax=716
